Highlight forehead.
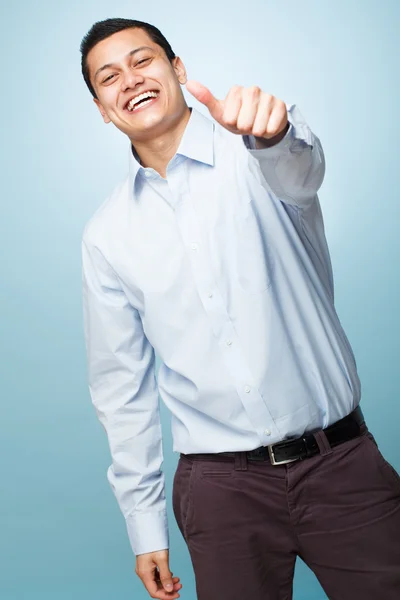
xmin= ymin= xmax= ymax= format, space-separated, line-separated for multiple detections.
xmin=87 ymin=28 xmax=161 ymax=75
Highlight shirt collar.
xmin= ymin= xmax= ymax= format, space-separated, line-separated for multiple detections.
xmin=175 ymin=107 xmax=214 ymax=166
xmin=128 ymin=107 xmax=215 ymax=184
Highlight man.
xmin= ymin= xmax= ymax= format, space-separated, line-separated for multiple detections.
xmin=80 ymin=17 xmax=400 ymax=600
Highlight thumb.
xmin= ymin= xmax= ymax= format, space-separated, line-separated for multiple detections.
xmin=156 ymin=556 xmax=174 ymax=592
xmin=186 ymin=80 xmax=223 ymax=121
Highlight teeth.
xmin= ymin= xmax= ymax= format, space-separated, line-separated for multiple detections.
xmin=134 ymin=98 xmax=153 ymax=110
xmin=127 ymin=91 xmax=157 ymax=111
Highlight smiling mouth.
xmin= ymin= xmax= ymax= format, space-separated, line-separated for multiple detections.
xmin=125 ymin=90 xmax=159 ymax=112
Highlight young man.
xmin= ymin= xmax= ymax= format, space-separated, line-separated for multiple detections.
xmin=80 ymin=18 xmax=400 ymax=600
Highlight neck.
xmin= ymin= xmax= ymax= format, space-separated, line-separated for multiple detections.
xmin=131 ymin=106 xmax=191 ymax=178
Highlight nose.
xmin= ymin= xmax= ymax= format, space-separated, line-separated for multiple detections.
xmin=120 ymin=67 xmax=144 ymax=92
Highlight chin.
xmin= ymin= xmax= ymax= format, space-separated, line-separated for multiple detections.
xmin=132 ymin=112 xmax=170 ymax=136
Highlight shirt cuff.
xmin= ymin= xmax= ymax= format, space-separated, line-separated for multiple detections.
xmin=126 ymin=509 xmax=169 ymax=556
xmin=243 ymin=104 xmax=313 ymax=158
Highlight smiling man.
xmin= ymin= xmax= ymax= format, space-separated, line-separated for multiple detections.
xmin=80 ymin=18 xmax=400 ymax=600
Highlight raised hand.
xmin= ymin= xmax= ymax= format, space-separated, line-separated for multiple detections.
xmin=135 ymin=550 xmax=182 ymax=599
xmin=186 ymin=80 xmax=288 ymax=143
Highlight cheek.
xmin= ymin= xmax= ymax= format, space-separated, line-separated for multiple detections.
xmin=147 ymin=65 xmax=178 ymax=92
xmin=165 ymin=79 xmax=183 ymax=103
xmin=106 ymin=89 xmax=119 ymax=106
xmin=97 ymin=90 xmax=114 ymax=109
xmin=105 ymin=93 xmax=122 ymax=118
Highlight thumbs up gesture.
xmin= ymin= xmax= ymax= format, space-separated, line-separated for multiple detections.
xmin=186 ymin=81 xmax=288 ymax=142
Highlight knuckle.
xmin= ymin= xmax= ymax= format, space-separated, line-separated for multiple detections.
xmin=237 ymin=121 xmax=253 ymax=134
xmin=249 ymin=85 xmax=261 ymax=97
xmin=223 ymin=114 xmax=237 ymax=127
xmin=275 ymin=102 xmax=286 ymax=116
xmin=252 ymin=126 xmax=265 ymax=137
xmin=227 ymin=85 xmax=242 ymax=100
xmin=266 ymin=124 xmax=279 ymax=136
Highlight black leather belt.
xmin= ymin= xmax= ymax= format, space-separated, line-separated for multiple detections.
xmin=182 ymin=406 xmax=365 ymax=466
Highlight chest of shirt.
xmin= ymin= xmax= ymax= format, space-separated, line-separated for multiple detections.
xmin=106 ymin=153 xmax=290 ymax=302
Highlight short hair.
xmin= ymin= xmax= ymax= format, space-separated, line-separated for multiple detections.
xmin=80 ymin=18 xmax=176 ymax=98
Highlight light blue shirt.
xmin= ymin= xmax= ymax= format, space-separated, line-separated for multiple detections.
xmin=82 ymin=106 xmax=361 ymax=556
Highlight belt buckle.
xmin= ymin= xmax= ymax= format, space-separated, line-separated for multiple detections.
xmin=267 ymin=444 xmax=299 ymax=466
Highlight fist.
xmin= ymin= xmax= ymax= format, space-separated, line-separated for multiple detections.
xmin=186 ymin=81 xmax=288 ymax=141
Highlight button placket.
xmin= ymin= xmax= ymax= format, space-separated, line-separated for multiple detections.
xmin=167 ymin=167 xmax=279 ymax=442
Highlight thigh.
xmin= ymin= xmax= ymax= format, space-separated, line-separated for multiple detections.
xmin=292 ymin=432 xmax=400 ymax=600
xmin=172 ymin=456 xmax=298 ymax=600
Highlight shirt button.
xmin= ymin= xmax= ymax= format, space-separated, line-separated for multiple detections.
xmin=264 ymin=429 xmax=271 ymax=436
xmin=244 ymin=385 xmax=251 ymax=393
xmin=144 ymin=171 xmax=151 ymax=178
xmin=226 ymin=340 xmax=232 ymax=346
xmin=191 ymin=243 xmax=198 ymax=251
xmin=208 ymin=293 xmax=213 ymax=298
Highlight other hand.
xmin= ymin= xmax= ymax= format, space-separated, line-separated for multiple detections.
xmin=135 ymin=550 xmax=182 ymax=599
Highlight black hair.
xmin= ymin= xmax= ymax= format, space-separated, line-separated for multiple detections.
xmin=80 ymin=18 xmax=176 ymax=98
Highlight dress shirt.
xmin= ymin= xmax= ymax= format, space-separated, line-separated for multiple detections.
xmin=82 ymin=105 xmax=361 ymax=556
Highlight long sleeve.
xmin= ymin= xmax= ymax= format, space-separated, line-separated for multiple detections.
xmin=243 ymin=104 xmax=325 ymax=209
xmin=82 ymin=234 xmax=169 ymax=556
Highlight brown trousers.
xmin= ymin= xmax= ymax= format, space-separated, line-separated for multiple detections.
xmin=173 ymin=427 xmax=400 ymax=600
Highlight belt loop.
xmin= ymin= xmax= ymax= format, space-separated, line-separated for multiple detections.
xmin=234 ymin=451 xmax=248 ymax=471
xmin=314 ymin=430 xmax=333 ymax=456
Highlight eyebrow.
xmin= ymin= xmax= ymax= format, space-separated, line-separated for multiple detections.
xmin=94 ymin=46 xmax=154 ymax=80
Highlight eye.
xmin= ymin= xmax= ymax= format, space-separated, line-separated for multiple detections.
xmin=136 ymin=57 xmax=151 ymax=66
xmin=103 ymin=74 xmax=116 ymax=83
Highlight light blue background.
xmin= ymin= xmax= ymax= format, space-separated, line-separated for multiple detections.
xmin=1 ymin=1 xmax=399 ymax=599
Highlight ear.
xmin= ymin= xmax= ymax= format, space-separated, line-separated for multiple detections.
xmin=93 ymin=98 xmax=111 ymax=124
xmin=173 ymin=57 xmax=187 ymax=85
